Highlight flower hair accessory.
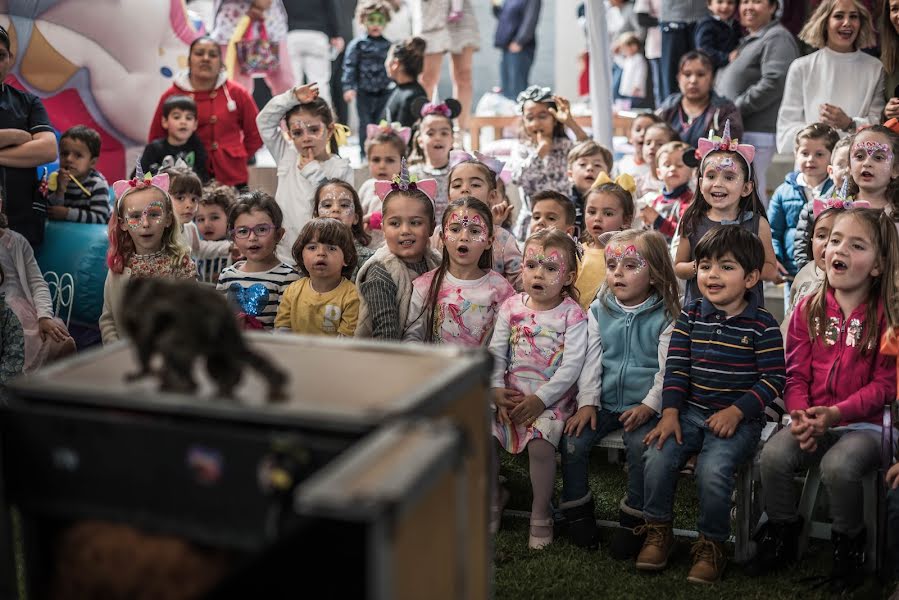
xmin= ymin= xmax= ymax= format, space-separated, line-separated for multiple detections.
xmin=112 ymin=161 xmax=170 ymax=203
xmin=373 ymin=157 xmax=438 ymax=201
xmin=516 ymin=85 xmax=553 ymax=111
xmin=448 ymin=149 xmax=506 ymax=175
xmin=592 ymin=171 xmax=636 ymax=194
xmin=366 ymin=120 xmax=412 ymax=145
xmin=812 ymin=178 xmax=870 ymax=217
xmin=696 ymin=120 xmax=755 ymax=175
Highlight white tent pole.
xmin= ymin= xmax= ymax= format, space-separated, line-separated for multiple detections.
xmin=584 ymin=1 xmax=613 ymax=148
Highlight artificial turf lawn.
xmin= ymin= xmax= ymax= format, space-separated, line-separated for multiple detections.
xmin=493 ymin=454 xmax=891 ymax=599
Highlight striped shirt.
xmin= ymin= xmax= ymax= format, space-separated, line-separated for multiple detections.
xmin=216 ymin=262 xmax=300 ymax=329
xmin=359 ymin=258 xmax=431 ymax=340
xmin=51 ymin=169 xmax=110 ymax=224
xmin=661 ymin=295 xmax=786 ymax=421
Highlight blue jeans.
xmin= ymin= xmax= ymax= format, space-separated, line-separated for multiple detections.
xmin=890 ymin=485 xmax=899 ymax=579
xmin=642 ymin=405 xmax=762 ymax=541
xmin=500 ymin=46 xmax=535 ymax=100
xmin=649 ymin=58 xmax=662 ymax=109
xmin=659 ymin=21 xmax=696 ymax=102
xmin=356 ymin=90 xmax=390 ymax=157
xmin=560 ymin=408 xmax=657 ymax=508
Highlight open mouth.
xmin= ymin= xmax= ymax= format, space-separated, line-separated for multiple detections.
xmin=314 ymin=260 xmax=329 ymax=268
xmin=531 ymin=283 xmax=545 ymax=293
xmin=705 ymin=283 xmax=725 ymax=292
xmin=830 ymin=259 xmax=848 ymax=272
xmin=591 ymin=225 xmax=604 ymax=234
xmin=613 ymin=282 xmax=626 ymax=288
xmin=247 ymin=244 xmax=261 ymax=252
xmin=398 ymin=239 xmax=416 ymax=248
xmin=859 ymin=170 xmax=873 ymax=179
xmin=456 ymin=245 xmax=469 ymax=256
xmin=837 ymin=28 xmax=855 ymax=41
xmin=584 ymin=175 xmax=596 ymax=183
xmin=709 ymin=191 xmax=728 ymax=200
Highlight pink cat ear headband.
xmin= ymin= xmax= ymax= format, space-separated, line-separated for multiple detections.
xmin=696 ymin=120 xmax=755 ymax=176
xmin=112 ymin=161 xmax=170 ymax=204
xmin=365 ymin=120 xmax=412 ymax=145
xmin=448 ymin=149 xmax=506 ymax=175
xmin=812 ymin=178 xmax=870 ymax=217
xmin=373 ymin=157 xmax=438 ymax=202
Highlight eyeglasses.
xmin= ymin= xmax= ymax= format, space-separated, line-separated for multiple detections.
xmin=232 ymin=224 xmax=275 ymax=239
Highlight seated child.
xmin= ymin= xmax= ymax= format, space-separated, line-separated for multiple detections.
xmin=614 ymin=112 xmax=662 ymax=180
xmin=312 ymin=179 xmax=374 ymax=281
xmin=275 ymin=217 xmax=360 ymax=336
xmin=140 ymin=95 xmax=209 ymax=182
xmin=409 ymin=97 xmax=461 ymax=221
xmin=693 ymin=0 xmax=740 ymax=69
xmin=529 ymin=190 xmax=576 ymax=237
xmin=0 ymin=263 xmax=25 ymax=391
xmin=217 ymin=191 xmax=300 ymax=330
xmin=195 ymin=183 xmax=236 ymax=284
xmin=635 ymin=122 xmax=678 ymax=199
xmin=567 ymin=140 xmax=614 ymax=236
xmin=48 ymin=125 xmax=110 ymax=224
xmin=637 ymin=225 xmax=785 ymax=584
xmin=358 ymin=125 xmax=408 ymax=249
xmin=639 ymin=141 xmax=694 ymax=241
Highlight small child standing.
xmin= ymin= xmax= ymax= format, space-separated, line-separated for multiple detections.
xmin=613 ymin=32 xmax=649 ymax=109
xmin=566 ymin=140 xmax=614 ymax=235
xmin=358 ymin=125 xmax=408 ymax=249
xmin=342 ymin=1 xmax=394 ymax=156
xmin=256 ymin=83 xmax=354 ymax=264
xmin=217 ymin=191 xmax=300 ymax=330
xmin=48 ymin=126 xmax=110 ymax=224
xmin=275 ymin=218 xmax=360 ymax=337
xmin=693 ymin=0 xmax=740 ymax=70
xmin=409 ymin=97 xmax=462 ymax=221
xmin=312 ymin=179 xmax=374 ymax=281
xmin=635 ymin=122 xmax=678 ymax=199
xmin=639 ymin=141 xmax=695 ymax=241
xmin=614 ymin=113 xmax=663 ymax=180
xmin=195 ymin=184 xmax=236 ymax=284
xmin=0 ymin=264 xmax=25 ymax=392
xmin=381 ymin=37 xmax=428 ymax=128
xmin=140 ymin=95 xmax=209 ymax=182
xmin=637 ymin=225 xmax=785 ymax=583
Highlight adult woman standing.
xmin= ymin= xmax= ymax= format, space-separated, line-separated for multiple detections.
xmin=776 ymin=0 xmax=883 ymax=154
xmin=148 ymin=37 xmax=263 ymax=188
xmin=880 ymin=0 xmax=899 ymax=120
xmin=655 ymin=50 xmax=743 ymax=148
xmin=0 ymin=25 xmax=57 ymax=247
xmin=715 ymin=0 xmax=799 ymax=205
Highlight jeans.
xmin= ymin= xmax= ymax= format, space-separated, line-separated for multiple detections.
xmin=889 ymin=485 xmax=899 ymax=579
xmin=356 ymin=90 xmax=390 ymax=157
xmin=649 ymin=58 xmax=662 ymax=109
xmin=760 ymin=426 xmax=881 ymax=535
xmin=560 ymin=408 xmax=657 ymax=508
xmin=500 ymin=46 xmax=535 ymax=100
xmin=643 ymin=404 xmax=762 ymax=541
xmin=659 ymin=22 xmax=696 ymax=102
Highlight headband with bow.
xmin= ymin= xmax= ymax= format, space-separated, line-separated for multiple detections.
xmin=366 ymin=120 xmax=412 ymax=145
xmin=516 ymin=85 xmax=553 ymax=111
xmin=448 ymin=149 xmax=506 ymax=175
xmin=696 ymin=120 xmax=755 ymax=176
xmin=812 ymin=179 xmax=870 ymax=217
xmin=373 ymin=157 xmax=438 ymax=202
xmin=591 ymin=171 xmax=636 ymax=195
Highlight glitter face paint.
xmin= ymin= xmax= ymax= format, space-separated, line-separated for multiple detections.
xmin=125 ymin=200 xmax=165 ymax=229
xmin=318 ymin=191 xmax=355 ymax=221
xmin=524 ymin=245 xmax=567 ymax=284
xmin=289 ymin=120 xmax=325 ymax=139
xmin=604 ymin=243 xmax=647 ymax=274
xmin=853 ymin=140 xmax=893 ymax=163
xmin=444 ymin=209 xmax=488 ymax=243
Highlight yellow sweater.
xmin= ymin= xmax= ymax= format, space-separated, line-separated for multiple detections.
xmin=274 ymin=278 xmax=360 ymax=337
xmin=574 ymin=246 xmax=606 ymax=311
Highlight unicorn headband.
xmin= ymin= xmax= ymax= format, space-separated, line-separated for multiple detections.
xmin=112 ymin=161 xmax=170 ymax=206
xmin=812 ymin=178 xmax=870 ymax=217
xmin=696 ymin=120 xmax=755 ymax=176
xmin=366 ymin=120 xmax=412 ymax=145
xmin=373 ymin=157 xmax=438 ymax=202
xmin=591 ymin=171 xmax=636 ymax=194
xmin=448 ymin=150 xmax=506 ymax=175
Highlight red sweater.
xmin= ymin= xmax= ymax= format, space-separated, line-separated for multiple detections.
xmin=148 ymin=73 xmax=262 ymax=186
xmin=785 ymin=290 xmax=895 ymax=425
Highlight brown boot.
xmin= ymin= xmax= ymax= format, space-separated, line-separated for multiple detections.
xmin=634 ymin=522 xmax=674 ymax=571
xmin=687 ymin=535 xmax=726 ymax=584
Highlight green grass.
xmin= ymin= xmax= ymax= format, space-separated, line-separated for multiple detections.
xmin=493 ymin=453 xmax=893 ymax=599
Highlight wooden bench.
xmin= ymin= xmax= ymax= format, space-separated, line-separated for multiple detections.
xmin=469 ymin=113 xmax=636 ymax=151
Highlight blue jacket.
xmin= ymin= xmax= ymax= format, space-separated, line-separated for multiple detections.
xmin=767 ymin=171 xmax=833 ymax=276
xmin=694 ymin=15 xmax=741 ymax=69
xmin=591 ymin=293 xmax=670 ymax=414
xmin=341 ymin=34 xmax=392 ymax=94
xmin=493 ymin=0 xmax=542 ymax=49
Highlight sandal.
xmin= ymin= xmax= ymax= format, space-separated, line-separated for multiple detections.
xmin=528 ymin=517 xmax=554 ymax=550
xmin=490 ymin=487 xmax=510 ymax=535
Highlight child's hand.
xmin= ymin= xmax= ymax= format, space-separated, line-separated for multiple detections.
xmin=705 ymin=405 xmax=743 ymax=439
xmin=294 ymin=83 xmax=320 ymax=104
xmin=644 ymin=408 xmax=681 ymax=448
xmin=343 ymin=90 xmax=356 ymax=103
xmin=38 ymin=317 xmax=69 ymax=343
xmin=620 ymin=404 xmax=655 ymax=432
xmin=548 ymin=95 xmax=572 ymax=125
xmin=535 ymin=132 xmax=551 ymax=158
xmin=887 ymin=462 xmax=899 ymax=489
xmin=298 ymin=147 xmax=316 ymax=169
xmin=728 ymin=49 xmax=739 ymax=63
xmin=497 ymin=405 xmax=512 ymax=425
xmin=491 ymin=201 xmax=512 ymax=226
xmin=47 ymin=206 xmax=70 ymax=220
xmin=640 ymin=205 xmax=660 ymax=226
xmin=56 ymin=168 xmax=71 ymax=190
xmin=804 ymin=406 xmax=840 ymax=437
xmin=564 ymin=405 xmax=597 ymax=437
xmin=509 ymin=394 xmax=544 ymax=426
xmin=493 ymin=387 xmax=524 ymax=409
xmin=229 ymin=243 xmax=242 ymax=262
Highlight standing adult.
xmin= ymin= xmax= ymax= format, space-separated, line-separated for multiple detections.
xmin=148 ymin=37 xmax=262 ymax=188
xmin=283 ymin=0 xmax=345 ymax=108
xmin=715 ymin=0 xmax=799 ymax=205
xmin=657 ymin=0 xmax=708 ymax=102
xmin=880 ymin=0 xmax=899 ymax=120
xmin=414 ymin=0 xmax=480 ymax=131
xmin=493 ymin=0 xmax=542 ymax=100
xmin=0 ymin=25 xmax=57 ymax=247
xmin=776 ymin=0 xmax=883 ymax=154
xmin=209 ymin=0 xmax=294 ymax=96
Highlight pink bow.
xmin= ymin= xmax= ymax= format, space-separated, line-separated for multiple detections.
xmin=421 ymin=102 xmax=451 ymax=118
xmin=812 ymin=197 xmax=870 ymax=218
xmin=366 ymin=121 xmax=412 ymax=145
xmin=373 ymin=178 xmax=439 ymax=202
xmin=448 ymin=150 xmax=506 ymax=175
xmin=112 ymin=173 xmax=170 ymax=201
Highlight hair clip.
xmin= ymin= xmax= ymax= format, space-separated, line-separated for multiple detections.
xmin=812 ymin=178 xmax=870 ymax=217
xmin=366 ymin=120 xmax=412 ymax=145
xmin=591 ymin=171 xmax=636 ymax=194
xmin=332 ymin=123 xmax=351 ymax=147
xmin=373 ymin=157 xmax=438 ymax=201
xmin=516 ymin=85 xmax=553 ymax=111
xmin=696 ymin=120 xmax=755 ymax=175
xmin=448 ymin=149 xmax=506 ymax=175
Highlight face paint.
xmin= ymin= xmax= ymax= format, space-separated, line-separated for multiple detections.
xmin=604 ymin=243 xmax=647 ymax=273
xmin=318 ymin=191 xmax=355 ymax=218
xmin=289 ymin=121 xmax=325 ymax=139
xmin=125 ymin=200 xmax=165 ymax=229
xmin=715 ymin=157 xmax=736 ymax=172
xmin=703 ymin=154 xmax=740 ymax=175
xmin=524 ymin=245 xmax=567 ymax=284
xmin=852 ymin=140 xmax=894 ymax=162
xmin=366 ymin=11 xmax=387 ymax=26
xmin=445 ymin=210 xmax=488 ymax=242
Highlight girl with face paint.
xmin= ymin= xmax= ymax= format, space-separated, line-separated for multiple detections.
xmin=313 ymin=179 xmax=373 ymax=282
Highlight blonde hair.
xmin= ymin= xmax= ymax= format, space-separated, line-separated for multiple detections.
xmin=656 ymin=141 xmax=692 ymax=163
xmin=799 ymin=0 xmax=877 ymax=50
xmin=600 ymin=229 xmax=680 ymax=322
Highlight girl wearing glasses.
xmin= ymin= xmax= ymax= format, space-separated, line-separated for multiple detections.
xmin=256 ymin=82 xmax=353 ymax=266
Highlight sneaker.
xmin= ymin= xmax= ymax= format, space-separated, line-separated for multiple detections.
xmin=635 ymin=522 xmax=674 ymax=571
xmin=744 ymin=518 xmax=802 ymax=576
xmin=687 ymin=535 xmax=726 ymax=584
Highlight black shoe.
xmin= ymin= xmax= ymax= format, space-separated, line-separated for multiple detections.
xmin=744 ymin=518 xmax=803 ymax=576
xmin=560 ymin=493 xmax=599 ymax=550
xmin=609 ymin=500 xmax=646 ymax=560
xmin=829 ymin=529 xmax=866 ymax=595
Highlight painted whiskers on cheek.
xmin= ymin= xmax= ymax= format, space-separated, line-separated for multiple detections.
xmin=604 ymin=244 xmax=647 ymax=274
xmin=126 ymin=201 xmax=166 ymax=229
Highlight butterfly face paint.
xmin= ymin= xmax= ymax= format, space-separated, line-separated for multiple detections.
xmin=604 ymin=244 xmax=647 ymax=274
xmin=125 ymin=200 xmax=165 ymax=229
xmin=444 ymin=209 xmax=488 ymax=243
xmin=524 ymin=245 xmax=567 ymax=285
xmin=852 ymin=140 xmax=894 ymax=163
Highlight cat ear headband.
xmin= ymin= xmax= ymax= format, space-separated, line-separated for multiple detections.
xmin=366 ymin=120 xmax=412 ymax=145
xmin=448 ymin=149 xmax=506 ymax=175
xmin=411 ymin=96 xmax=462 ymax=120
xmin=812 ymin=178 xmax=870 ymax=217
xmin=591 ymin=171 xmax=636 ymax=194
xmin=373 ymin=157 xmax=438 ymax=201
xmin=696 ymin=120 xmax=755 ymax=176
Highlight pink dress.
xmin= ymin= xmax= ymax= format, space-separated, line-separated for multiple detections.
xmin=489 ymin=294 xmax=588 ymax=453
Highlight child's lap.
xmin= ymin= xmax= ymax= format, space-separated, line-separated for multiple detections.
xmin=647 ymin=408 xmax=762 ymax=472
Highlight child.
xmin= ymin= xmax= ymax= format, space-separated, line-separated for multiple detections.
xmin=794 ymin=135 xmax=851 ymax=270
xmin=635 ymin=122 xmax=678 ymax=200
xmin=673 ymin=121 xmax=778 ymax=306
xmin=274 ymin=218 xmax=360 ymax=337
xmin=560 ymin=229 xmax=680 ymax=553
xmin=312 ymin=179 xmax=374 ymax=281
xmin=767 ymin=123 xmax=838 ymax=279
xmin=358 ymin=125 xmax=408 ymax=249
xmin=639 ymin=140 xmax=695 ymax=241
xmin=354 ymin=167 xmax=441 ymax=339
xmin=748 ymin=208 xmax=899 ymax=595
xmin=217 ymin=191 xmax=300 ymax=330
xmin=693 ymin=0 xmax=740 ymax=70
xmin=48 ymin=125 xmax=110 ymax=224
xmin=99 ymin=171 xmax=196 ymax=344
xmin=489 ymin=229 xmax=587 ymax=548
xmin=614 ymin=113 xmax=663 ymax=180
xmin=409 ymin=96 xmax=461 ymax=221
xmin=405 ymin=197 xmax=515 ymax=344
xmin=381 ymin=37 xmax=428 ymax=128
xmin=447 ymin=152 xmax=523 ymax=290
xmin=613 ymin=32 xmax=649 ymax=109
xmin=140 ymin=95 xmax=209 ymax=182
xmin=342 ymin=1 xmax=394 ymax=156
xmin=195 ymin=183 xmax=236 ymax=284
xmin=0 ymin=263 xmax=24 ymax=392
xmin=845 ymin=124 xmax=899 ymax=220
xmin=567 ymin=140 xmax=614 ymax=235
xmin=529 ymin=191 xmax=576 ymax=237
xmin=256 ymin=83 xmax=354 ymax=265
xmin=511 ymin=85 xmax=589 ymax=238
xmin=637 ymin=225 xmax=786 ymax=583
xmin=575 ymin=176 xmax=636 ymax=311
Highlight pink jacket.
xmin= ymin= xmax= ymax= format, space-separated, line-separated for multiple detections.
xmin=785 ymin=289 xmax=895 ymax=425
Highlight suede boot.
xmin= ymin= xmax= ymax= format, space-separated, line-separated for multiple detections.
xmin=609 ymin=498 xmax=646 ymax=560
xmin=559 ymin=493 xmax=599 ymax=550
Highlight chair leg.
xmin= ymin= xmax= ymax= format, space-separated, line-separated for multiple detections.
xmin=862 ymin=471 xmax=878 ymax=573
xmin=797 ymin=466 xmax=822 ymax=559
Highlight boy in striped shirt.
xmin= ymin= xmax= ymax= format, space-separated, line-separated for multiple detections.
xmin=47 ymin=125 xmax=110 ymax=224
xmin=636 ymin=225 xmax=785 ymax=584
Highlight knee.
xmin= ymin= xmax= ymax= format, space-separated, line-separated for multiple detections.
xmin=643 ymin=443 xmax=679 ymax=476
xmin=623 ymin=431 xmax=648 ymax=466
xmin=760 ymin=430 xmax=797 ymax=475
xmin=695 ymin=458 xmax=731 ymax=492
xmin=820 ymin=449 xmax=863 ymax=487
xmin=452 ymin=63 xmax=473 ymax=83
xmin=561 ymin=432 xmax=594 ymax=463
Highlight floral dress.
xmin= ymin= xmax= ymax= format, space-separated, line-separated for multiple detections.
xmin=489 ymin=293 xmax=588 ymax=453
xmin=510 ymin=136 xmax=574 ymax=237
xmin=0 ymin=294 xmax=25 ymax=388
